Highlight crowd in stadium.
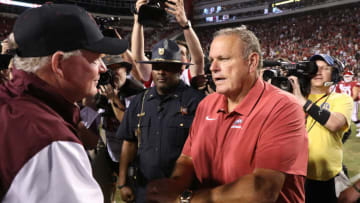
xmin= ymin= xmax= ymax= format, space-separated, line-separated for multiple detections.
xmin=196 ymin=4 xmax=360 ymax=72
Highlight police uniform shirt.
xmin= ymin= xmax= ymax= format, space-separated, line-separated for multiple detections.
xmin=117 ymin=80 xmax=204 ymax=183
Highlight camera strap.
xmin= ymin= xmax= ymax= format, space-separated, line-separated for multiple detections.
xmin=135 ymin=89 xmax=149 ymax=148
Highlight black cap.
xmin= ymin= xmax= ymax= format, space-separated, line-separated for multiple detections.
xmin=13 ymin=4 xmax=128 ymax=57
xmin=137 ymin=39 xmax=192 ymax=65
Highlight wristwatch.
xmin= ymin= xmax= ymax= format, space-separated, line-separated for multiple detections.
xmin=181 ymin=21 xmax=191 ymax=30
xmin=180 ymin=189 xmax=193 ymax=203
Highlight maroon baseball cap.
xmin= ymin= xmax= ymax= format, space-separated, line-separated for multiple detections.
xmin=13 ymin=4 xmax=128 ymax=57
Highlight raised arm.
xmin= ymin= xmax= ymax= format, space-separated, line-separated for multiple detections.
xmin=165 ymin=0 xmax=204 ymax=77
xmin=131 ymin=0 xmax=152 ymax=81
xmin=114 ymin=29 xmax=144 ymax=82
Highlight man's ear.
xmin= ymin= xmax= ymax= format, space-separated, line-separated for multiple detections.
xmin=51 ymin=51 xmax=65 ymax=78
xmin=248 ymin=52 xmax=259 ymax=73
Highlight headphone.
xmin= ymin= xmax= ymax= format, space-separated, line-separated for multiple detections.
xmin=331 ymin=57 xmax=344 ymax=84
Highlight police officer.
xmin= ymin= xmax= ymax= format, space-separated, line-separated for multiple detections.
xmin=116 ymin=39 xmax=204 ymax=203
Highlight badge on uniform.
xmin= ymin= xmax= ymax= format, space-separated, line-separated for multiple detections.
xmin=180 ymin=106 xmax=188 ymax=115
xmin=158 ymin=48 xmax=165 ymax=56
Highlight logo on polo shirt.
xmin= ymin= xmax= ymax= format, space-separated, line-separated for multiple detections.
xmin=205 ymin=116 xmax=217 ymax=121
xmin=231 ymin=118 xmax=243 ymax=129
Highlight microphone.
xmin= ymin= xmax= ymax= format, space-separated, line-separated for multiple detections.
xmin=324 ymin=82 xmax=334 ymax=87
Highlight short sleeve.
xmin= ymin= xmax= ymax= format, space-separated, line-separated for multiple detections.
xmin=255 ymin=99 xmax=308 ymax=176
xmin=331 ymin=94 xmax=353 ymax=131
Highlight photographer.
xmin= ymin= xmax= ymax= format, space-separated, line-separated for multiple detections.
xmin=289 ymin=54 xmax=353 ymax=203
xmin=131 ymin=0 xmax=204 ymax=87
xmin=91 ymin=55 xmax=144 ymax=203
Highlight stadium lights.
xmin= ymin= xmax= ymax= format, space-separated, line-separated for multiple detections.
xmin=272 ymin=0 xmax=300 ymax=7
xmin=0 ymin=0 xmax=41 ymax=8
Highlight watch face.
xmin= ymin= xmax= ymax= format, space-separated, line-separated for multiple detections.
xmin=181 ymin=190 xmax=192 ymax=200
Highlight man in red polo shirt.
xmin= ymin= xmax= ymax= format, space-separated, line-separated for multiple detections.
xmin=146 ymin=26 xmax=308 ymax=203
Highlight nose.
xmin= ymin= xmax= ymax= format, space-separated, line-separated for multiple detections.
xmin=98 ymin=59 xmax=107 ymax=73
xmin=209 ymin=60 xmax=219 ymax=73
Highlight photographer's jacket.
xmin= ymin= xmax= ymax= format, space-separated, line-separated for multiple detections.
xmin=0 ymin=68 xmax=103 ymax=203
xmin=117 ymin=80 xmax=204 ymax=182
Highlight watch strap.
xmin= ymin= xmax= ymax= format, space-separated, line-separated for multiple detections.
xmin=181 ymin=21 xmax=191 ymax=30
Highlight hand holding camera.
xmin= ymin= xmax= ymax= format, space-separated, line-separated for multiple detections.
xmin=98 ymin=84 xmax=118 ymax=101
xmin=135 ymin=0 xmax=147 ymax=14
xmin=137 ymin=0 xmax=188 ymax=27
xmin=164 ymin=0 xmax=188 ymax=28
xmin=288 ymin=75 xmax=308 ymax=106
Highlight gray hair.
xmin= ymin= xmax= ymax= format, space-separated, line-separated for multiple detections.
xmin=213 ymin=25 xmax=263 ymax=69
xmin=8 ymin=33 xmax=82 ymax=73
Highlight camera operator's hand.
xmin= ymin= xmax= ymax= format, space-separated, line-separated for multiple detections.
xmin=190 ymin=74 xmax=208 ymax=91
xmin=165 ymin=0 xmax=188 ymax=27
xmin=135 ymin=0 xmax=147 ymax=15
xmin=119 ymin=186 xmax=135 ymax=203
xmin=1 ymin=38 xmax=10 ymax=54
xmin=288 ymin=76 xmax=307 ymax=106
xmin=98 ymin=84 xmax=118 ymax=101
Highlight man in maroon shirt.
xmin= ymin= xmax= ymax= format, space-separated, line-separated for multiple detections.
xmin=0 ymin=4 xmax=128 ymax=203
xmin=147 ymin=26 xmax=308 ymax=203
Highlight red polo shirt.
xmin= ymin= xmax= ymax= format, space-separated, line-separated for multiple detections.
xmin=182 ymin=79 xmax=308 ymax=203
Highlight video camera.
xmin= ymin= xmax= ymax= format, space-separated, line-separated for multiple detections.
xmin=97 ymin=69 xmax=144 ymax=97
xmin=190 ymin=56 xmax=216 ymax=93
xmin=138 ymin=0 xmax=171 ymax=27
xmin=97 ymin=69 xmax=115 ymax=88
xmin=263 ymin=60 xmax=318 ymax=97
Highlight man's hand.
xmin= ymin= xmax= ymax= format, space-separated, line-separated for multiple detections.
xmin=98 ymin=84 xmax=118 ymax=100
xmin=288 ymin=75 xmax=307 ymax=106
xmin=338 ymin=186 xmax=360 ymax=203
xmin=119 ymin=186 xmax=135 ymax=203
xmin=190 ymin=74 xmax=208 ymax=91
xmin=147 ymin=178 xmax=184 ymax=203
xmin=165 ymin=0 xmax=188 ymax=27
xmin=135 ymin=0 xmax=147 ymax=14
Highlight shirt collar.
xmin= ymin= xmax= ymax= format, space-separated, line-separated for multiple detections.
xmin=8 ymin=68 xmax=80 ymax=127
xmin=217 ymin=78 xmax=265 ymax=116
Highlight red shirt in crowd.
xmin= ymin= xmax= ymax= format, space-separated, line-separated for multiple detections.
xmin=182 ymin=79 xmax=308 ymax=203
xmin=336 ymin=80 xmax=360 ymax=101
